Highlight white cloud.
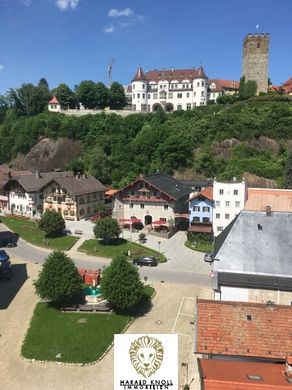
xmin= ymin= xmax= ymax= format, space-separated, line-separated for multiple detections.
xmin=108 ymin=8 xmax=133 ymax=17
xmin=55 ymin=0 xmax=80 ymax=11
xmin=104 ymin=24 xmax=115 ymax=33
xmin=20 ymin=0 xmax=32 ymax=6
xmin=104 ymin=8 xmax=144 ymax=33
xmin=0 ymin=64 xmax=4 ymax=71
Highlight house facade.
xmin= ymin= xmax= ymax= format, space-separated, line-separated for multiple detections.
xmin=188 ymin=187 xmax=213 ymax=234
xmin=213 ymin=178 xmax=247 ymax=236
xmin=208 ymin=79 xmax=239 ymax=101
xmin=113 ymin=173 xmax=190 ymax=230
xmin=48 ymin=96 xmax=61 ymax=112
xmin=131 ymin=66 xmax=208 ymax=113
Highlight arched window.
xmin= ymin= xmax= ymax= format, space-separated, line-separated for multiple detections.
xmin=70 ymin=210 xmax=75 ymax=216
xmin=79 ymin=209 xmax=84 ymax=216
xmin=63 ymin=210 xmax=68 ymax=215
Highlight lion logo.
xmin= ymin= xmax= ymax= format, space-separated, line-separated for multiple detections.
xmin=129 ymin=336 xmax=164 ymax=378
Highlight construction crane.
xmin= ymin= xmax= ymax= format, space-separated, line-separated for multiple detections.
xmin=108 ymin=58 xmax=114 ymax=86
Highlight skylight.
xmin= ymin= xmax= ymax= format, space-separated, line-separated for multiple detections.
xmin=247 ymin=374 xmax=262 ymax=381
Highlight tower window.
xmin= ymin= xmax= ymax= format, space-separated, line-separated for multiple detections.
xmin=257 ymin=43 xmax=261 ymax=48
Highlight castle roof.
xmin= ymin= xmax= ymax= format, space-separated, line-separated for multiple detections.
xmin=49 ymin=96 xmax=59 ymax=104
xmin=208 ymin=79 xmax=239 ymax=92
xmin=144 ymin=67 xmax=208 ymax=83
xmin=132 ymin=66 xmax=146 ymax=82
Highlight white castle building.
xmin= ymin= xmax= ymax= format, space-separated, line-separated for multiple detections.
xmin=131 ymin=66 xmax=208 ymax=112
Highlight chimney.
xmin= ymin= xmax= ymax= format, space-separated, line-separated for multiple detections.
xmin=285 ymin=357 xmax=292 ymax=383
xmin=8 ymin=171 xmax=12 ymax=179
xmin=232 ymin=176 xmax=237 ymax=182
xmin=266 ymin=205 xmax=272 ymax=216
xmin=77 ymin=172 xmax=81 ymax=180
xmin=35 ymin=171 xmax=41 ymax=178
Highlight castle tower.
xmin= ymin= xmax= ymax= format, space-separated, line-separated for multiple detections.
xmin=193 ymin=66 xmax=208 ymax=107
xmin=131 ymin=66 xmax=148 ymax=112
xmin=242 ymin=33 xmax=270 ymax=94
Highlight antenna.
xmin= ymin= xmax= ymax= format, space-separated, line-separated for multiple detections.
xmin=108 ymin=58 xmax=114 ymax=86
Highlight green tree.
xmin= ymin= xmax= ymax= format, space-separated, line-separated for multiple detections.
xmin=93 ymin=217 xmax=121 ymax=242
xmin=100 ymin=255 xmax=144 ymax=311
xmin=108 ymin=82 xmax=127 ymax=109
xmin=34 ymin=251 xmax=82 ymax=303
xmin=244 ymin=80 xmax=258 ymax=99
xmin=38 ymin=210 xmax=65 ymax=238
xmin=76 ymin=80 xmax=98 ymax=109
xmin=239 ymin=76 xmax=246 ymax=100
xmin=96 ymin=82 xmax=109 ymax=109
xmin=284 ymin=151 xmax=292 ymax=188
xmin=53 ymin=83 xmax=77 ymax=109
xmin=66 ymin=158 xmax=85 ymax=175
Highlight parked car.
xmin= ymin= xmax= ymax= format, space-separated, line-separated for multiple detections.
xmin=204 ymin=252 xmax=214 ymax=263
xmin=133 ymin=256 xmax=158 ymax=267
xmin=0 ymin=259 xmax=12 ymax=280
xmin=0 ymin=249 xmax=10 ymax=262
xmin=1 ymin=238 xmax=17 ymax=248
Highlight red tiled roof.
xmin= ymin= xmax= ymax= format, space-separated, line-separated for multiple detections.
xmin=198 ymin=359 xmax=292 ymax=389
xmin=132 ymin=66 xmax=146 ymax=81
xmin=282 ymin=78 xmax=292 ymax=94
xmin=208 ymin=79 xmax=239 ymax=92
xmin=196 ymin=299 xmax=292 ymax=360
xmin=245 ymin=188 xmax=292 ymax=212
xmin=145 ymin=66 xmax=207 ymax=83
xmin=48 ymin=96 xmax=59 ymax=104
xmin=189 ymin=186 xmax=213 ymax=202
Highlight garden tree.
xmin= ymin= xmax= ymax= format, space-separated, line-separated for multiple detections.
xmin=100 ymin=255 xmax=144 ymax=310
xmin=0 ymin=94 xmax=9 ymax=123
xmin=93 ymin=217 xmax=121 ymax=242
xmin=66 ymin=158 xmax=85 ymax=175
xmin=34 ymin=251 xmax=82 ymax=303
xmin=76 ymin=80 xmax=98 ymax=109
xmin=238 ymin=76 xmax=257 ymax=100
xmin=53 ymin=83 xmax=77 ymax=109
xmin=38 ymin=210 xmax=65 ymax=238
xmin=108 ymin=81 xmax=127 ymax=109
xmin=96 ymin=82 xmax=109 ymax=109
xmin=284 ymin=152 xmax=292 ymax=188
xmin=238 ymin=76 xmax=246 ymax=99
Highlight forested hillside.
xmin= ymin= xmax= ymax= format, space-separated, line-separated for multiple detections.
xmin=0 ymin=96 xmax=292 ymax=188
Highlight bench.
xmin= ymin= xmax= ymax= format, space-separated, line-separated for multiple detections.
xmin=62 ymin=305 xmax=78 ymax=312
xmin=79 ymin=305 xmax=94 ymax=312
xmin=94 ymin=305 xmax=110 ymax=312
xmin=74 ymin=230 xmax=83 ymax=235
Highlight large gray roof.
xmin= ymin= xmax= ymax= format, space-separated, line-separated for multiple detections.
xmin=214 ymin=210 xmax=292 ymax=278
xmin=144 ymin=173 xmax=190 ymax=200
xmin=4 ymin=172 xmax=74 ymax=192
xmin=54 ymin=175 xmax=106 ymax=196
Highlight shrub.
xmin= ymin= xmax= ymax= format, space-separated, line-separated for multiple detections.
xmin=38 ymin=210 xmax=65 ymax=238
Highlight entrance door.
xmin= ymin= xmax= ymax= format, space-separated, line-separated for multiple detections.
xmin=144 ymin=215 xmax=152 ymax=225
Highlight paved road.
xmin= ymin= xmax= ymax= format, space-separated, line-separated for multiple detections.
xmin=0 ymin=223 xmax=212 ymax=287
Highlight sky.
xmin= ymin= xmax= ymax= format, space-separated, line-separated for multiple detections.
xmin=0 ymin=0 xmax=291 ymax=94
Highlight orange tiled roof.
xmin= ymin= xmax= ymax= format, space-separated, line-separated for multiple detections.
xmin=189 ymin=186 xmax=213 ymax=202
xmin=208 ymin=79 xmax=239 ymax=92
xmin=196 ymin=299 xmax=292 ymax=360
xmin=145 ymin=66 xmax=207 ymax=83
xmin=198 ymin=359 xmax=292 ymax=389
xmin=245 ymin=188 xmax=292 ymax=212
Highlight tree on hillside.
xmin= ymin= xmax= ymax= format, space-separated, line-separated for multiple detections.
xmin=96 ymin=82 xmax=109 ymax=109
xmin=76 ymin=80 xmax=98 ymax=109
xmin=34 ymin=251 xmax=82 ymax=303
xmin=100 ymin=255 xmax=144 ymax=311
xmin=239 ymin=76 xmax=246 ymax=99
xmin=53 ymin=83 xmax=77 ymax=109
xmin=239 ymin=76 xmax=257 ymax=100
xmin=93 ymin=217 xmax=121 ymax=242
xmin=38 ymin=210 xmax=65 ymax=238
xmin=108 ymin=82 xmax=127 ymax=109
xmin=284 ymin=151 xmax=292 ymax=188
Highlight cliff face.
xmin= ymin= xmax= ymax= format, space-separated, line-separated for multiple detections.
xmin=12 ymin=137 xmax=81 ymax=172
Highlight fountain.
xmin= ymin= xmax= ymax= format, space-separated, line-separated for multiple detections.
xmin=83 ymin=279 xmax=103 ymax=304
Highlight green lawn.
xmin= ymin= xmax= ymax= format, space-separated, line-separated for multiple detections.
xmin=78 ymin=238 xmax=167 ymax=262
xmin=0 ymin=215 xmax=78 ymax=251
xmin=21 ymin=303 xmax=132 ymax=363
xmin=185 ymin=239 xmax=213 ymax=253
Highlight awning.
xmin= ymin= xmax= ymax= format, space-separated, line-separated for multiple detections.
xmin=0 ymin=195 xmax=8 ymax=201
xmin=152 ymin=220 xmax=168 ymax=225
xmin=119 ymin=218 xmax=142 ymax=224
xmin=188 ymin=224 xmax=212 ymax=233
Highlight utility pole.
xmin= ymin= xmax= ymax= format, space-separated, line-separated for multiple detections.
xmin=108 ymin=58 xmax=114 ymax=86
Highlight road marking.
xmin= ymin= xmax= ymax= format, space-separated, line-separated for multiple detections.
xmin=179 ymin=313 xmax=194 ymax=317
xmin=172 ymin=297 xmax=185 ymax=333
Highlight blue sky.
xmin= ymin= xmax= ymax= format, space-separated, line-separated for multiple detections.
xmin=0 ymin=0 xmax=291 ymax=94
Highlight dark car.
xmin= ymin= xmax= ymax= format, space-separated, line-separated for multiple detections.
xmin=133 ymin=256 xmax=158 ymax=267
xmin=0 ymin=259 xmax=12 ymax=280
xmin=204 ymin=252 xmax=214 ymax=264
xmin=1 ymin=238 xmax=17 ymax=248
xmin=0 ymin=249 xmax=10 ymax=262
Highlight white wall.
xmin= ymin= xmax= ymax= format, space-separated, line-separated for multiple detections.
xmin=9 ymin=191 xmax=42 ymax=216
xmin=213 ymin=179 xmax=247 ymax=236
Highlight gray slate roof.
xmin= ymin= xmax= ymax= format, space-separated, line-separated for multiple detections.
xmin=214 ymin=210 xmax=292 ymax=278
xmin=4 ymin=172 xmax=74 ymax=192
xmin=54 ymin=176 xmax=106 ymax=196
xmin=144 ymin=173 xmax=191 ymax=200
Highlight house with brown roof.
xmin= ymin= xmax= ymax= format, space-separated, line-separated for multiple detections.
xmin=208 ymin=79 xmax=239 ymax=101
xmin=48 ymin=96 xmax=61 ymax=112
xmin=195 ymin=299 xmax=292 ymax=362
xmin=198 ymin=358 xmax=292 ymax=389
xmin=282 ymin=77 xmax=292 ymax=95
xmin=3 ymin=171 xmax=106 ymax=220
xmin=112 ymin=173 xmax=190 ymax=231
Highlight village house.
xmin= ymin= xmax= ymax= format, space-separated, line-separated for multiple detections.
xmin=112 ymin=173 xmax=190 ymax=231
xmin=207 ymin=79 xmax=239 ymax=101
xmin=213 ymin=209 xmax=292 ymax=304
xmin=188 ymin=187 xmax=213 ymax=235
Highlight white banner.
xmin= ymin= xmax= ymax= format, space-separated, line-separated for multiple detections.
xmin=114 ymin=334 xmax=178 ymax=390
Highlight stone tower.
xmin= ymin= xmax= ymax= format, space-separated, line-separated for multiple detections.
xmin=242 ymin=33 xmax=270 ymax=94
